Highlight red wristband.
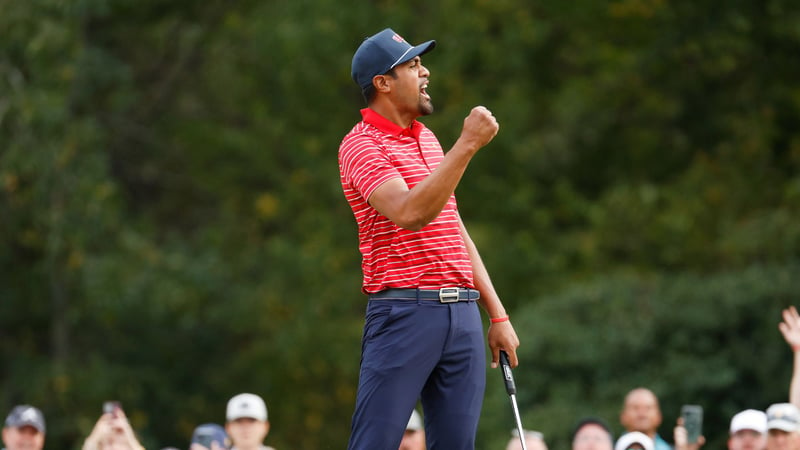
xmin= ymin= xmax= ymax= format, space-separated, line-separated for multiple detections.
xmin=490 ymin=316 xmax=510 ymax=324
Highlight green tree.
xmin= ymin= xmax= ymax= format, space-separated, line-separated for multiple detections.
xmin=3 ymin=0 xmax=800 ymax=448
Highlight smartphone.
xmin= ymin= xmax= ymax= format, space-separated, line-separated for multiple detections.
xmin=681 ymin=404 xmax=703 ymax=444
xmin=103 ymin=401 xmax=121 ymax=417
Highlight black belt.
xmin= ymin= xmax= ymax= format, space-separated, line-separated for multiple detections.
xmin=368 ymin=287 xmax=480 ymax=303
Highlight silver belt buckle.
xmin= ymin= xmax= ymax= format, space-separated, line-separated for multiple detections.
xmin=438 ymin=287 xmax=460 ymax=303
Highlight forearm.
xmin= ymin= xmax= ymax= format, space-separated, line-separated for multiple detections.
xmin=372 ymin=143 xmax=476 ymax=230
xmin=407 ymin=145 xmax=474 ymax=223
xmin=459 ymin=218 xmax=506 ymax=319
xmin=460 ymin=217 xmax=521 ymax=367
xmin=792 ymin=348 xmax=800 ymax=408
xmin=82 ymin=435 xmax=101 ymax=450
xmin=780 ymin=306 xmax=800 ymax=408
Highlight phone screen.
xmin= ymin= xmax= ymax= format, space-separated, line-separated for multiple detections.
xmin=103 ymin=401 xmax=121 ymax=416
xmin=681 ymin=404 xmax=703 ymax=444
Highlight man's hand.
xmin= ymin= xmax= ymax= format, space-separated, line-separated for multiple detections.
xmin=488 ymin=320 xmax=520 ymax=369
xmin=780 ymin=306 xmax=800 ymax=350
xmin=457 ymin=106 xmax=499 ymax=154
xmin=674 ymin=417 xmax=705 ymax=450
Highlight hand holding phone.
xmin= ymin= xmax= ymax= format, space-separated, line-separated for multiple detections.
xmin=681 ymin=404 xmax=703 ymax=444
xmin=103 ymin=401 xmax=121 ymax=417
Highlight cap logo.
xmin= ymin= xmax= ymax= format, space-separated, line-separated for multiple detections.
xmin=351 ymin=28 xmax=436 ymax=89
xmin=772 ymin=409 xmax=796 ymax=420
xmin=20 ymin=408 xmax=38 ymax=422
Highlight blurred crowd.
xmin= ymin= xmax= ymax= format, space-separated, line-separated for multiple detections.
xmin=2 ymin=392 xmax=275 ymax=450
xmin=501 ymin=306 xmax=800 ymax=450
xmin=5 ymin=306 xmax=800 ymax=450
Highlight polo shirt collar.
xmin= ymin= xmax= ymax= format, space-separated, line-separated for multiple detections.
xmin=361 ymin=108 xmax=423 ymax=139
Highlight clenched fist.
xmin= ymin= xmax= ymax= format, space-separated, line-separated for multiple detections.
xmin=459 ymin=106 xmax=500 ymax=153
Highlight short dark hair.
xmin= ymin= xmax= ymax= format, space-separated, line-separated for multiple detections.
xmin=361 ymin=68 xmax=397 ymax=104
xmin=572 ymin=417 xmax=613 ymax=444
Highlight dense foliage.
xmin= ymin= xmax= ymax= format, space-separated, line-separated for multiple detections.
xmin=2 ymin=0 xmax=799 ymax=448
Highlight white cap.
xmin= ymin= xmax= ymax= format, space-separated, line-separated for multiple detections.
xmin=730 ymin=409 xmax=767 ymax=434
xmin=226 ymin=393 xmax=267 ymax=421
xmin=615 ymin=432 xmax=654 ymax=450
xmin=767 ymin=403 xmax=800 ymax=432
xmin=406 ymin=409 xmax=423 ymax=431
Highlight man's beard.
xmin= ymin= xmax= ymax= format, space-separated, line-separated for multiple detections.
xmin=419 ymin=97 xmax=434 ymax=116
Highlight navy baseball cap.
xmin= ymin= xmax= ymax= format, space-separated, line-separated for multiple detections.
xmin=191 ymin=423 xmax=229 ymax=448
xmin=351 ymin=28 xmax=436 ymax=90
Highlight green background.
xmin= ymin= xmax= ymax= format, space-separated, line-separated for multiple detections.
xmin=2 ymin=0 xmax=800 ymax=448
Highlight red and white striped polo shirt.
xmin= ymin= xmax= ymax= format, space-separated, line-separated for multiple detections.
xmin=339 ymin=108 xmax=474 ymax=294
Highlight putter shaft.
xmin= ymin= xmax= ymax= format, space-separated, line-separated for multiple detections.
xmin=510 ymin=394 xmax=528 ymax=450
xmin=500 ymin=351 xmax=528 ymax=450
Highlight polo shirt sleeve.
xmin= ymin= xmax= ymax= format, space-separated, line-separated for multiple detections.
xmin=340 ymin=133 xmax=402 ymax=202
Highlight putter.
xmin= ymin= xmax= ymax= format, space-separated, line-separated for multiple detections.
xmin=500 ymin=350 xmax=528 ymax=450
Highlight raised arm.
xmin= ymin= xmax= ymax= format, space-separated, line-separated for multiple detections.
xmin=779 ymin=306 xmax=800 ymax=407
xmin=368 ymin=106 xmax=498 ymax=230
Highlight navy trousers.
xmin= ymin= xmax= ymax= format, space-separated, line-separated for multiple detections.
xmin=347 ymin=298 xmax=486 ymax=450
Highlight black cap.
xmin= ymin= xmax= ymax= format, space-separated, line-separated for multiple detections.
xmin=572 ymin=416 xmax=613 ymax=444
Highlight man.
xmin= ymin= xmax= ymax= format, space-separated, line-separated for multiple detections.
xmin=81 ymin=403 xmax=144 ymax=450
xmin=616 ymin=432 xmax=655 ymax=450
xmin=505 ymin=430 xmax=548 ymax=450
xmin=191 ymin=423 xmax=230 ymax=450
xmin=399 ymin=410 xmax=425 ymax=450
xmin=620 ymin=388 xmax=671 ymax=450
xmin=573 ymin=417 xmax=614 ymax=450
xmin=225 ymin=393 xmax=275 ymax=450
xmin=766 ymin=403 xmax=800 ymax=450
xmin=2 ymin=405 xmax=45 ymax=450
xmin=729 ymin=409 xmax=767 ymax=450
xmin=340 ymin=27 xmax=520 ymax=449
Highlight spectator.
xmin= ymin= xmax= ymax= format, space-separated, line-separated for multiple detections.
xmin=81 ymin=403 xmax=144 ymax=450
xmin=620 ymin=388 xmax=671 ymax=450
xmin=2 ymin=405 xmax=46 ymax=450
xmin=573 ymin=417 xmax=614 ymax=450
xmin=728 ymin=409 xmax=767 ymax=450
xmin=225 ymin=393 xmax=275 ymax=450
xmin=191 ymin=423 xmax=230 ymax=450
xmin=779 ymin=306 xmax=800 ymax=408
xmin=766 ymin=403 xmax=800 ymax=450
xmin=399 ymin=409 xmax=425 ymax=450
xmin=505 ymin=429 xmax=548 ymax=450
xmin=616 ymin=431 xmax=655 ymax=450
xmin=673 ymin=416 xmax=705 ymax=450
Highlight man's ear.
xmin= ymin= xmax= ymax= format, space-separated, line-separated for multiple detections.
xmin=373 ymin=74 xmax=392 ymax=93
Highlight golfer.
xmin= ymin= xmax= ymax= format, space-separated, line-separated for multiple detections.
xmin=339 ymin=28 xmax=521 ymax=450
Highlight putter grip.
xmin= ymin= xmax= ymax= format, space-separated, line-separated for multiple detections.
xmin=500 ymin=350 xmax=517 ymax=395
